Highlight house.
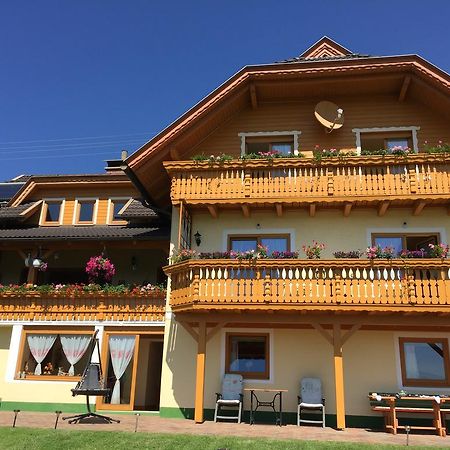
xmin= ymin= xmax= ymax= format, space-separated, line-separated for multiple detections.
xmin=0 ymin=166 xmax=170 ymax=412
xmin=125 ymin=37 xmax=450 ymax=428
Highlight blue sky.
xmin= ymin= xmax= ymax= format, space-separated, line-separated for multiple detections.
xmin=0 ymin=0 xmax=449 ymax=180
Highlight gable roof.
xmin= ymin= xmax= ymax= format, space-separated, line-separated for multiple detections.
xmin=125 ymin=38 xmax=450 ymax=207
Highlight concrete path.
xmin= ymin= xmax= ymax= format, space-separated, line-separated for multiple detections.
xmin=0 ymin=411 xmax=449 ymax=447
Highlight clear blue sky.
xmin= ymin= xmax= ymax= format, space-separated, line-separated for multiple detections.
xmin=1 ymin=0 xmax=449 ymax=180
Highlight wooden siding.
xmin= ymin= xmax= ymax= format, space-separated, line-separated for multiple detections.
xmin=0 ymin=292 xmax=165 ymax=322
xmin=192 ymin=95 xmax=450 ymax=157
xmin=165 ymin=259 xmax=450 ymax=313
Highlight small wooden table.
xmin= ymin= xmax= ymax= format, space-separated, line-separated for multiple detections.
xmin=369 ymin=393 xmax=450 ymax=437
xmin=245 ymin=388 xmax=288 ymax=426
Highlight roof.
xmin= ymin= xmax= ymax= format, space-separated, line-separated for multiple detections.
xmin=0 ymin=225 xmax=169 ymax=241
xmin=278 ymin=53 xmax=371 ymax=64
xmin=118 ymin=199 xmax=158 ymax=219
xmin=0 ymin=201 xmax=41 ymax=221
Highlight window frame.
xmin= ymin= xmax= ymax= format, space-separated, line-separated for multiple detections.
xmin=225 ymin=332 xmax=270 ymax=380
xmin=371 ymin=233 xmax=440 ymax=250
xmin=227 ymin=234 xmax=291 ymax=252
xmin=16 ymin=328 xmax=93 ymax=381
xmin=107 ymin=197 xmax=131 ymax=225
xmin=73 ymin=198 xmax=99 ymax=225
xmin=399 ymin=337 xmax=450 ymax=387
xmin=39 ymin=199 xmax=65 ymax=226
xmin=238 ymin=131 xmax=301 ymax=156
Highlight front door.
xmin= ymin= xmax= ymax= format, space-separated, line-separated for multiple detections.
xmin=97 ymin=333 xmax=140 ymax=411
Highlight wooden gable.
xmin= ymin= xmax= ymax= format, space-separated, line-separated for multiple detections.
xmin=299 ymin=36 xmax=352 ymax=59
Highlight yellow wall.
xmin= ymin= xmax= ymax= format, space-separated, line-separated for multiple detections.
xmin=190 ymin=207 xmax=450 ymax=257
xmin=160 ymin=321 xmax=450 ymax=416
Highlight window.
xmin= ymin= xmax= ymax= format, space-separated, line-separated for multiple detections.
xmin=74 ymin=199 xmax=97 ymax=224
xmin=239 ymin=131 xmax=301 ymax=156
xmin=372 ymin=233 xmax=439 ymax=254
xmin=40 ymin=200 xmax=63 ymax=225
xmin=108 ymin=198 xmax=129 ymax=224
xmin=228 ymin=234 xmax=290 ymax=253
xmin=386 ymin=138 xmax=410 ymax=150
xmin=399 ymin=338 xmax=450 ymax=387
xmin=353 ymin=126 xmax=420 ymax=153
xmin=225 ymin=333 xmax=269 ymax=379
xmin=17 ymin=331 xmax=92 ymax=380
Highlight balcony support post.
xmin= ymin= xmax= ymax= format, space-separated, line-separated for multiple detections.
xmin=333 ymin=323 xmax=345 ymax=430
xmin=194 ymin=321 xmax=207 ymax=424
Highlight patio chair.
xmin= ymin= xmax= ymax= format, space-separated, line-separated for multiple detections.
xmin=297 ymin=377 xmax=325 ymax=427
xmin=214 ymin=374 xmax=243 ymax=423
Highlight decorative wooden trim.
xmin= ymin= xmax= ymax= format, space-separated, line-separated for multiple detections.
xmin=399 ymin=337 xmax=450 ymax=387
xmin=224 ymin=332 xmax=270 ymax=380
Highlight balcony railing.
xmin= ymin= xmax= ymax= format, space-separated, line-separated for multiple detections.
xmin=0 ymin=290 xmax=166 ymax=322
xmin=164 ymin=154 xmax=450 ymax=205
xmin=165 ymin=259 xmax=450 ymax=312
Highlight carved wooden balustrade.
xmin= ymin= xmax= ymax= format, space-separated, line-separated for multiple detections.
xmin=0 ymin=291 xmax=166 ymax=322
xmin=164 ymin=154 xmax=450 ymax=206
xmin=165 ymin=259 xmax=450 ymax=313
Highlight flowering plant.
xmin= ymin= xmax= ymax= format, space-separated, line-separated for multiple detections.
xmin=389 ymin=146 xmax=410 ymax=156
xmin=398 ymin=249 xmax=427 ymax=259
xmin=366 ymin=245 xmax=395 ymax=260
xmin=170 ymin=248 xmax=197 ymax=264
xmin=428 ymin=243 xmax=449 ymax=259
xmin=302 ymin=241 xmax=325 ymax=259
xmin=270 ymin=250 xmax=299 ymax=259
xmin=38 ymin=262 xmax=48 ymax=272
xmin=333 ymin=250 xmax=362 ymax=259
xmin=236 ymin=244 xmax=268 ymax=261
xmin=85 ymin=255 xmax=115 ymax=284
xmin=199 ymin=251 xmax=238 ymax=259
xmin=423 ymin=140 xmax=450 ymax=154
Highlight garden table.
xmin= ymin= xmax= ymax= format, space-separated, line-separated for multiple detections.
xmin=245 ymin=388 xmax=288 ymax=426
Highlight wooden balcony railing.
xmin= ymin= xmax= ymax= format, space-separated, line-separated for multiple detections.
xmin=164 ymin=154 xmax=450 ymax=205
xmin=0 ymin=291 xmax=166 ymax=322
xmin=165 ymin=259 xmax=450 ymax=312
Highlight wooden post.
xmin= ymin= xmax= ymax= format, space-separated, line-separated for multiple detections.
xmin=27 ymin=266 xmax=37 ymax=284
xmin=194 ymin=321 xmax=206 ymax=423
xmin=333 ymin=323 xmax=346 ymax=430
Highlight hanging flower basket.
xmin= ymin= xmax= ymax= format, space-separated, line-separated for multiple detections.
xmin=85 ymin=255 xmax=116 ymax=284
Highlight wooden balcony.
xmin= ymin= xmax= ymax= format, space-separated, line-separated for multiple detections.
xmin=164 ymin=154 xmax=450 ymax=214
xmin=165 ymin=259 xmax=450 ymax=313
xmin=0 ymin=291 xmax=166 ymax=322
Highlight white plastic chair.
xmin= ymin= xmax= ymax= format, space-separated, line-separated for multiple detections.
xmin=297 ymin=377 xmax=325 ymax=427
xmin=214 ymin=374 xmax=243 ymax=423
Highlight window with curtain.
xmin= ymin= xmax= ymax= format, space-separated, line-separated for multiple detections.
xmin=17 ymin=332 xmax=91 ymax=379
xmin=229 ymin=235 xmax=289 ymax=253
xmin=373 ymin=233 xmax=439 ymax=255
xmin=399 ymin=338 xmax=450 ymax=387
xmin=225 ymin=333 xmax=269 ymax=379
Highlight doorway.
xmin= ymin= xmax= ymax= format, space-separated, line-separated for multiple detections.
xmin=97 ymin=331 xmax=164 ymax=411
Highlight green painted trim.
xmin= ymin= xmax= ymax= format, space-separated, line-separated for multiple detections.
xmin=0 ymin=401 xmax=88 ymax=414
xmin=159 ymin=407 xmax=194 ymax=419
xmin=97 ymin=410 xmax=160 ymax=416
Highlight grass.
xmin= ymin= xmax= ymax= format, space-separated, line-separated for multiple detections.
xmin=0 ymin=427 xmax=446 ymax=450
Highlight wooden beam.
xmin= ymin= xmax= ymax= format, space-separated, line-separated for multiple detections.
xmin=333 ymin=323 xmax=346 ymax=430
xmin=343 ymin=202 xmax=352 ymax=217
xmin=169 ymin=147 xmax=181 ymax=161
xmin=311 ymin=322 xmax=333 ymax=345
xmin=241 ymin=204 xmax=251 ymax=218
xmin=207 ymin=205 xmax=218 ymax=219
xmin=26 ymin=266 xmax=37 ymax=284
xmin=309 ymin=203 xmax=316 ymax=217
xmin=177 ymin=202 xmax=183 ymax=249
xmin=194 ymin=321 xmax=207 ymax=423
xmin=398 ymin=76 xmax=411 ymax=102
xmin=378 ymin=200 xmax=390 ymax=217
xmin=413 ymin=200 xmax=427 ymax=216
xmin=275 ymin=203 xmax=283 ymax=217
xmin=341 ymin=323 xmax=361 ymax=345
xmin=249 ymin=84 xmax=258 ymax=109
xmin=178 ymin=321 xmax=199 ymax=342
xmin=206 ymin=322 xmax=225 ymax=342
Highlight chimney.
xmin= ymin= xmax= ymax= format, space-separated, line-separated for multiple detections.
xmin=104 ymin=149 xmax=128 ymax=173
xmin=121 ymin=150 xmax=128 ymax=161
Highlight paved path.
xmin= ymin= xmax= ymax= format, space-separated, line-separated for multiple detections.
xmin=0 ymin=411 xmax=449 ymax=447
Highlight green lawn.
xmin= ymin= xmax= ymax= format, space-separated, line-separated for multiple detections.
xmin=0 ymin=427 xmax=445 ymax=450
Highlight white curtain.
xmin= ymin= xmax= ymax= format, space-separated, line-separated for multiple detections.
xmin=109 ymin=335 xmax=136 ymax=404
xmin=404 ymin=343 xmax=420 ymax=379
xmin=60 ymin=335 xmax=91 ymax=376
xmin=27 ymin=334 xmax=57 ymax=375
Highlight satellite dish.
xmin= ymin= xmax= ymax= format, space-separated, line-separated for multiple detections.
xmin=314 ymin=101 xmax=344 ymax=132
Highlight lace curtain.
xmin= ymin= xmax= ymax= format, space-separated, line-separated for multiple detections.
xmin=109 ymin=335 xmax=136 ymax=404
xmin=27 ymin=334 xmax=57 ymax=375
xmin=60 ymin=335 xmax=91 ymax=376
